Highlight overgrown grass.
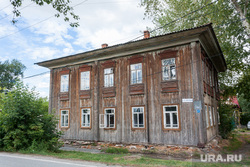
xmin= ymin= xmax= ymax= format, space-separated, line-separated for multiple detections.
xmin=15 ymin=149 xmax=248 ymax=167
xmin=101 ymin=147 xmax=129 ymax=154
xmin=223 ymin=134 xmax=243 ymax=153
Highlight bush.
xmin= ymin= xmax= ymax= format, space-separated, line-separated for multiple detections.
xmin=102 ymin=147 xmax=129 ymax=154
xmin=0 ymin=82 xmax=62 ymax=152
xmin=218 ymin=102 xmax=235 ymax=139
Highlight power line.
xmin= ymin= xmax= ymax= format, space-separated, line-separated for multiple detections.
xmin=0 ymin=3 xmax=11 ymax=12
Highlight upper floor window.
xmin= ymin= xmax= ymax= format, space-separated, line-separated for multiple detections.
xmin=132 ymin=107 xmax=144 ymax=128
xmin=61 ymin=110 xmax=69 ymax=127
xmin=60 ymin=74 xmax=69 ymax=92
xmin=104 ymin=68 xmax=114 ymax=87
xmin=81 ymin=108 xmax=90 ymax=128
xmin=130 ymin=63 xmax=142 ymax=84
xmin=163 ymin=105 xmax=179 ymax=129
xmin=100 ymin=108 xmax=115 ymax=129
xmin=162 ymin=58 xmax=176 ymax=80
xmin=80 ymin=71 xmax=90 ymax=90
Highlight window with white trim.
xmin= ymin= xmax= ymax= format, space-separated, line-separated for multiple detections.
xmin=81 ymin=108 xmax=90 ymax=127
xmin=80 ymin=71 xmax=90 ymax=90
xmin=61 ymin=110 xmax=69 ymax=127
xmin=99 ymin=108 xmax=115 ymax=128
xmin=163 ymin=105 xmax=179 ymax=129
xmin=205 ymin=105 xmax=209 ymax=128
xmin=212 ymin=107 xmax=216 ymax=125
xmin=209 ymin=106 xmax=213 ymax=126
xmin=104 ymin=68 xmax=114 ymax=87
xmin=217 ymin=111 xmax=220 ymax=125
xmin=162 ymin=58 xmax=176 ymax=80
xmin=60 ymin=74 xmax=69 ymax=92
xmin=132 ymin=107 xmax=144 ymax=128
xmin=130 ymin=63 xmax=142 ymax=84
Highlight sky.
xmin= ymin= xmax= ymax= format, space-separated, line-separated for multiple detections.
xmin=0 ymin=0 xmax=153 ymax=98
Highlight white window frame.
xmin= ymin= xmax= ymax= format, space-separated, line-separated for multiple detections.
xmin=104 ymin=68 xmax=114 ymax=87
xmin=60 ymin=74 xmax=69 ymax=92
xmin=212 ymin=107 xmax=216 ymax=126
xmin=205 ymin=105 xmax=209 ymax=128
xmin=61 ymin=110 xmax=69 ymax=128
xmin=99 ymin=108 xmax=115 ymax=128
xmin=209 ymin=106 xmax=213 ymax=126
xmin=130 ymin=63 xmax=142 ymax=84
xmin=81 ymin=108 xmax=91 ymax=128
xmin=162 ymin=58 xmax=176 ymax=81
xmin=80 ymin=71 xmax=90 ymax=90
xmin=163 ymin=105 xmax=179 ymax=129
xmin=217 ymin=111 xmax=220 ymax=125
xmin=132 ymin=107 xmax=145 ymax=128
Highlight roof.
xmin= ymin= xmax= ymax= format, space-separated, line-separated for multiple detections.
xmin=36 ymin=23 xmax=227 ymax=72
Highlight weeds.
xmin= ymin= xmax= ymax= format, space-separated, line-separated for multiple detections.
xmin=101 ymin=147 xmax=129 ymax=154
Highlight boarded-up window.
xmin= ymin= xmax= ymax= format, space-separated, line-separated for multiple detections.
xmin=130 ymin=63 xmax=142 ymax=84
xmin=132 ymin=107 xmax=144 ymax=128
xmin=162 ymin=58 xmax=176 ymax=80
xmin=81 ymin=108 xmax=90 ymax=128
xmin=80 ymin=71 xmax=90 ymax=90
xmin=163 ymin=105 xmax=179 ymax=129
xmin=104 ymin=68 xmax=114 ymax=87
xmin=60 ymin=74 xmax=69 ymax=92
xmin=61 ymin=110 xmax=69 ymax=127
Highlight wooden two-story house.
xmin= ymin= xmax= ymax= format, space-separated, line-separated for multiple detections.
xmin=37 ymin=23 xmax=226 ymax=146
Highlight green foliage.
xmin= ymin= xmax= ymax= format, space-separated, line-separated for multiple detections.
xmin=0 ymin=82 xmax=62 ymax=152
xmin=102 ymin=147 xmax=129 ymax=154
xmin=218 ymin=102 xmax=235 ymax=139
xmin=10 ymin=0 xmax=79 ymax=27
xmin=0 ymin=59 xmax=26 ymax=91
xmin=223 ymin=134 xmax=242 ymax=152
xmin=140 ymin=0 xmax=250 ymax=97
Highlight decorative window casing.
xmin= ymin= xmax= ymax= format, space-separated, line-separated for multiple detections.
xmin=104 ymin=68 xmax=114 ymax=87
xmin=162 ymin=58 xmax=176 ymax=81
xmin=100 ymin=108 xmax=115 ymax=129
xmin=132 ymin=107 xmax=145 ymax=128
xmin=81 ymin=108 xmax=91 ymax=128
xmin=205 ymin=105 xmax=209 ymax=128
xmin=80 ymin=71 xmax=90 ymax=90
xmin=130 ymin=63 xmax=142 ymax=84
xmin=209 ymin=106 xmax=213 ymax=126
xmin=60 ymin=74 xmax=69 ymax=92
xmin=61 ymin=110 xmax=69 ymax=128
xmin=163 ymin=105 xmax=179 ymax=129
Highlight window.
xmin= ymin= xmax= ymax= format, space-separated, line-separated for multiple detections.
xmin=104 ymin=68 xmax=114 ymax=87
xmin=60 ymin=74 xmax=69 ymax=92
xmin=217 ymin=112 xmax=220 ymax=125
xmin=80 ymin=71 xmax=90 ymax=90
xmin=61 ymin=110 xmax=69 ymax=127
xmin=81 ymin=108 xmax=90 ymax=128
xmin=162 ymin=58 xmax=176 ymax=80
xmin=132 ymin=107 xmax=144 ymax=128
xmin=212 ymin=107 xmax=216 ymax=126
xmin=100 ymin=108 xmax=115 ymax=128
xmin=130 ymin=63 xmax=142 ymax=84
xmin=205 ymin=105 xmax=209 ymax=128
xmin=163 ymin=105 xmax=179 ymax=129
xmin=209 ymin=106 xmax=213 ymax=126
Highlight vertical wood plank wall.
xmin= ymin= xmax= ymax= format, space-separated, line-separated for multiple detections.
xmin=50 ymin=42 xmax=219 ymax=146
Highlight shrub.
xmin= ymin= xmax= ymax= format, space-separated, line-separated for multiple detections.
xmin=0 ymin=82 xmax=62 ymax=152
xmin=102 ymin=147 xmax=129 ymax=154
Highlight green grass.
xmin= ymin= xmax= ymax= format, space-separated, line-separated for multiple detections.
xmin=16 ymin=149 xmax=249 ymax=167
xmin=223 ymin=135 xmax=243 ymax=153
xmin=101 ymin=147 xmax=129 ymax=154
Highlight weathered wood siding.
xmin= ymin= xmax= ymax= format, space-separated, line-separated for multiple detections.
xmin=49 ymin=42 xmax=219 ymax=146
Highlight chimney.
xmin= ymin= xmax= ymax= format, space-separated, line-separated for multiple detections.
xmin=102 ymin=43 xmax=108 ymax=48
xmin=144 ymin=30 xmax=150 ymax=39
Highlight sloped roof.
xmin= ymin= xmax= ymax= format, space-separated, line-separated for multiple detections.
xmin=36 ymin=23 xmax=227 ymax=72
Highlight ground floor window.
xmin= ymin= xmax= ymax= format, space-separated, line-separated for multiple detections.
xmin=163 ymin=105 xmax=179 ymax=129
xmin=132 ymin=107 xmax=145 ymax=128
xmin=61 ymin=110 xmax=69 ymax=127
xmin=209 ymin=106 xmax=213 ymax=126
xmin=205 ymin=105 xmax=209 ymax=128
xmin=100 ymin=108 xmax=115 ymax=128
xmin=81 ymin=108 xmax=91 ymax=128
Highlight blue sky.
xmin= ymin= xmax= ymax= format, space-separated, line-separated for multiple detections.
xmin=0 ymin=0 xmax=153 ymax=97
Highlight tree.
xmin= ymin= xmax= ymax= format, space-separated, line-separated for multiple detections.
xmin=140 ymin=0 xmax=250 ymax=96
xmin=0 ymin=59 xmax=26 ymax=92
xmin=0 ymin=82 xmax=62 ymax=151
xmin=10 ymin=0 xmax=80 ymax=27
